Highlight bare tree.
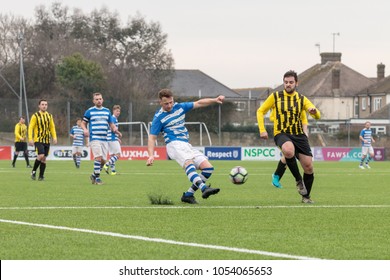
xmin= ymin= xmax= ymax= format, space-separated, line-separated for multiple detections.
xmin=1 ymin=1 xmax=174 ymax=124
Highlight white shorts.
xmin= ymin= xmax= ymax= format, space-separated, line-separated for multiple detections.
xmin=167 ymin=141 xmax=208 ymax=168
xmin=362 ymin=146 xmax=374 ymax=156
xmin=108 ymin=141 xmax=121 ymax=155
xmin=72 ymin=146 xmax=83 ymax=154
xmin=90 ymin=140 xmax=108 ymax=160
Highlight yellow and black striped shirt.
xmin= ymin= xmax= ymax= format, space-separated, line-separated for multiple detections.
xmin=257 ymin=90 xmax=321 ymax=136
xmin=14 ymin=123 xmax=27 ymax=142
xmin=28 ymin=111 xmax=57 ymax=144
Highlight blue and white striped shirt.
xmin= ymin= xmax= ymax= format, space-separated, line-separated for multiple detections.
xmin=83 ymin=106 xmax=113 ymax=142
xmin=150 ymin=102 xmax=193 ymax=144
xmin=360 ymin=128 xmax=373 ymax=147
xmin=70 ymin=125 xmax=84 ymax=146
xmin=107 ymin=115 xmax=119 ymax=142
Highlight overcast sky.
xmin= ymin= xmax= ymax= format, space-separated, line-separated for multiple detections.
xmin=3 ymin=0 xmax=390 ymax=89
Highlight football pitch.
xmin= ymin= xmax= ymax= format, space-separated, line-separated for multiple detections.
xmin=0 ymin=159 xmax=389 ymax=260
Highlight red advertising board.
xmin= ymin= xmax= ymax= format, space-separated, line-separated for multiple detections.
xmin=0 ymin=146 xmax=11 ymax=160
xmin=119 ymin=146 xmax=167 ymax=160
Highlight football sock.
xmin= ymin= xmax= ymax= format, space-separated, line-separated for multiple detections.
xmin=200 ymin=167 xmax=214 ymax=182
xmin=39 ymin=162 xmax=46 ymax=177
xmin=33 ymin=159 xmax=41 ymax=172
xmin=303 ymin=173 xmax=314 ymax=198
xmin=274 ymin=160 xmax=287 ymax=179
xmin=94 ymin=160 xmax=101 ymax=175
xmin=365 ymin=156 xmax=371 ymax=164
xmin=110 ymin=164 xmax=116 ymax=172
xmin=185 ymin=164 xmax=205 ymax=193
xmin=285 ymin=157 xmax=302 ymax=182
xmin=12 ymin=153 xmax=18 ymax=165
xmin=76 ymin=155 xmax=81 ymax=166
xmin=360 ymin=158 xmax=364 ymax=165
xmin=24 ymin=151 xmax=30 ymax=165
xmin=108 ymin=155 xmax=118 ymax=166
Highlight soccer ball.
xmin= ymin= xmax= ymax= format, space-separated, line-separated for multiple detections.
xmin=229 ymin=166 xmax=248 ymax=185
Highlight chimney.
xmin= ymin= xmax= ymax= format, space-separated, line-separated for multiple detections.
xmin=332 ymin=68 xmax=340 ymax=90
xmin=321 ymin=52 xmax=342 ymax=64
xmin=377 ymin=63 xmax=385 ymax=82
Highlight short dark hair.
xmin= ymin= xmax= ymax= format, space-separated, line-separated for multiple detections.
xmin=158 ymin=88 xmax=173 ymax=99
xmin=283 ymin=70 xmax=298 ymax=82
xmin=39 ymin=99 xmax=47 ymax=105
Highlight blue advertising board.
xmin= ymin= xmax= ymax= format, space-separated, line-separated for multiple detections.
xmin=204 ymin=147 xmax=241 ymax=160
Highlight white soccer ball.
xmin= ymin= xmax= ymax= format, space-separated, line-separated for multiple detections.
xmin=229 ymin=166 xmax=248 ymax=185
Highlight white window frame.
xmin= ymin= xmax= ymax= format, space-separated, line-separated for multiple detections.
xmin=234 ymin=101 xmax=246 ymax=112
xmin=354 ymin=98 xmax=359 ymax=117
xmin=373 ymin=97 xmax=382 ymax=111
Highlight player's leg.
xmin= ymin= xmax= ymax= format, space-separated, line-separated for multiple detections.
xmin=192 ymin=146 xmax=219 ymax=198
xmin=197 ymin=159 xmax=219 ymax=199
xmin=75 ymin=151 xmax=81 ymax=168
xmin=72 ymin=146 xmax=77 ymax=167
xmin=37 ymin=144 xmax=50 ymax=180
xmin=272 ymin=155 xmax=286 ymax=188
xmin=12 ymin=143 xmax=19 ymax=167
xmin=23 ymin=143 xmax=31 ymax=167
xmin=31 ymin=143 xmax=44 ymax=180
xmin=298 ymin=154 xmax=314 ymax=203
xmin=106 ymin=151 xmax=120 ymax=175
xmin=90 ymin=141 xmax=106 ymax=184
xmin=167 ymin=142 xmax=209 ymax=204
xmin=294 ymin=135 xmax=314 ymax=200
xmin=38 ymin=156 xmax=47 ymax=180
xmin=365 ymin=147 xmax=374 ymax=168
xmin=109 ymin=152 xmax=120 ymax=175
xmin=104 ymin=142 xmax=120 ymax=174
xmin=359 ymin=147 xmax=367 ymax=169
xmin=276 ymin=134 xmax=304 ymax=194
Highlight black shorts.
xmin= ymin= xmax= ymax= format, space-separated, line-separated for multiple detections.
xmin=35 ymin=142 xmax=50 ymax=157
xmin=274 ymin=133 xmax=313 ymax=158
xmin=15 ymin=142 xmax=27 ymax=152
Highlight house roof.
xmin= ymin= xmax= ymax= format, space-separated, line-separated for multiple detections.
xmin=367 ymin=103 xmax=390 ymax=119
xmin=169 ymin=70 xmax=241 ymax=98
xmin=273 ymin=61 xmax=375 ymax=98
xmin=358 ymin=75 xmax=390 ymax=94
xmin=234 ymin=87 xmax=272 ymax=99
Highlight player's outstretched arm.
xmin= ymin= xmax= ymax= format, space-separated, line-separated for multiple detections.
xmin=193 ymin=95 xmax=225 ymax=109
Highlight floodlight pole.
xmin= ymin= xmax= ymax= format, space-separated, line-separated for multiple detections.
xmin=18 ymin=32 xmax=23 ymax=118
xmin=18 ymin=31 xmax=29 ymax=122
xmin=315 ymin=43 xmax=321 ymax=55
xmin=332 ymin=32 xmax=340 ymax=53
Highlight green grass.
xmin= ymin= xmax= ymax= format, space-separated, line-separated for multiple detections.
xmin=1 ymin=159 xmax=390 ymax=260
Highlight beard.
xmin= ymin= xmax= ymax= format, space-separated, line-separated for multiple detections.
xmin=285 ymin=86 xmax=296 ymax=93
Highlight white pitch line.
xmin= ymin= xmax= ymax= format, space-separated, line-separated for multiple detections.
xmin=1 ymin=205 xmax=390 ymax=210
xmin=0 ymin=218 xmax=322 ymax=260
